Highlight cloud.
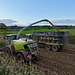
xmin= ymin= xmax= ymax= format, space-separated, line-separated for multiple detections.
xmin=28 ymin=19 xmax=75 ymax=26
xmin=50 ymin=19 xmax=75 ymax=25
xmin=0 ymin=18 xmax=75 ymax=26
xmin=0 ymin=18 xmax=28 ymax=26
xmin=0 ymin=19 xmax=17 ymax=25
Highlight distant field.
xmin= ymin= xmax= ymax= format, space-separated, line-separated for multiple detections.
xmin=0 ymin=29 xmax=75 ymax=36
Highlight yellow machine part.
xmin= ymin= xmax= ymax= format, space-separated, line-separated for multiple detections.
xmin=14 ymin=41 xmax=36 ymax=51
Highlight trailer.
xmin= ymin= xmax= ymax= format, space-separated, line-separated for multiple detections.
xmin=33 ymin=31 xmax=69 ymax=51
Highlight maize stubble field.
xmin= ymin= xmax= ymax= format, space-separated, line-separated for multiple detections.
xmin=32 ymin=45 xmax=75 ymax=75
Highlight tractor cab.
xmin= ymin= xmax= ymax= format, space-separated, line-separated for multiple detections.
xmin=25 ymin=34 xmax=33 ymax=39
xmin=4 ymin=34 xmax=17 ymax=45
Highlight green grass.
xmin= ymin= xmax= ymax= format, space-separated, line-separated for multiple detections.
xmin=59 ymin=29 xmax=75 ymax=36
xmin=0 ymin=29 xmax=75 ymax=36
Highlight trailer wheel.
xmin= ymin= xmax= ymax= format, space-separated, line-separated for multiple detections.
xmin=5 ymin=47 xmax=11 ymax=57
xmin=45 ymin=44 xmax=51 ymax=50
xmin=16 ymin=52 xmax=25 ymax=63
xmin=52 ymin=45 xmax=58 ymax=52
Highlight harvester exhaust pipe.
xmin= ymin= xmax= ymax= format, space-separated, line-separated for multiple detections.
xmin=17 ymin=19 xmax=59 ymax=39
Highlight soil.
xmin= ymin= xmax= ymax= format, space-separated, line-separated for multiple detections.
xmin=32 ymin=44 xmax=75 ymax=75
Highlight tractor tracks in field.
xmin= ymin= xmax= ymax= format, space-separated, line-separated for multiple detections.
xmin=32 ymin=45 xmax=75 ymax=75
xmin=61 ymin=49 xmax=75 ymax=55
xmin=62 ymin=45 xmax=75 ymax=54
xmin=39 ymin=55 xmax=75 ymax=70
xmin=32 ymin=55 xmax=75 ymax=75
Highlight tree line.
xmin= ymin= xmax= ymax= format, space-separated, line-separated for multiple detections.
xmin=0 ymin=23 xmax=75 ymax=29
xmin=30 ymin=25 xmax=75 ymax=29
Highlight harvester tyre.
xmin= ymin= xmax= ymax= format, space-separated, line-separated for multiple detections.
xmin=5 ymin=47 xmax=11 ymax=57
xmin=16 ymin=52 xmax=25 ymax=63
xmin=52 ymin=45 xmax=59 ymax=52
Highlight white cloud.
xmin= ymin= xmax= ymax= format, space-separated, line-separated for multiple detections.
xmin=0 ymin=18 xmax=28 ymax=26
xmin=50 ymin=18 xmax=75 ymax=26
xmin=0 ymin=18 xmax=75 ymax=26
xmin=0 ymin=19 xmax=17 ymax=25
xmin=26 ymin=19 xmax=75 ymax=26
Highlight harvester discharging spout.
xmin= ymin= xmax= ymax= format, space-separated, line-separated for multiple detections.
xmin=17 ymin=19 xmax=59 ymax=39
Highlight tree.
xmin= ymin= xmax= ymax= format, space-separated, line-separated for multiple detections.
xmin=0 ymin=23 xmax=7 ymax=29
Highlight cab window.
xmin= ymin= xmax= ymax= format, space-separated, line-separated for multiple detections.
xmin=11 ymin=35 xmax=17 ymax=40
xmin=7 ymin=36 xmax=11 ymax=44
xmin=29 ymin=35 xmax=33 ymax=39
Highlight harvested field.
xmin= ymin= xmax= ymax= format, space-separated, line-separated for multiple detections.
xmin=32 ymin=44 xmax=75 ymax=75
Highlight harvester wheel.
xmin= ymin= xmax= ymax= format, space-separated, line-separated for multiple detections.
xmin=5 ymin=47 xmax=11 ymax=57
xmin=52 ymin=45 xmax=58 ymax=52
xmin=16 ymin=52 xmax=25 ymax=63
xmin=45 ymin=44 xmax=51 ymax=50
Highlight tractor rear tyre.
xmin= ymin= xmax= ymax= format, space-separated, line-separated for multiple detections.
xmin=16 ymin=52 xmax=26 ymax=63
xmin=52 ymin=45 xmax=59 ymax=52
xmin=5 ymin=47 xmax=11 ymax=57
xmin=45 ymin=44 xmax=51 ymax=50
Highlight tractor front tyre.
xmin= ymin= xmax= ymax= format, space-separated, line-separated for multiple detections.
xmin=52 ymin=45 xmax=59 ymax=52
xmin=16 ymin=52 xmax=25 ymax=63
xmin=5 ymin=47 xmax=11 ymax=57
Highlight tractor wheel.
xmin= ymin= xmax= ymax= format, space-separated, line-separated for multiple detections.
xmin=5 ymin=47 xmax=11 ymax=57
xmin=16 ymin=52 xmax=25 ymax=63
xmin=52 ymin=45 xmax=59 ymax=52
xmin=45 ymin=44 xmax=51 ymax=50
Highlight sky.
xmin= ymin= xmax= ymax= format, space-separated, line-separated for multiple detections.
xmin=0 ymin=0 xmax=75 ymax=26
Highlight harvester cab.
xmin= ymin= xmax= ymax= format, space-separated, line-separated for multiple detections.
xmin=4 ymin=34 xmax=17 ymax=45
